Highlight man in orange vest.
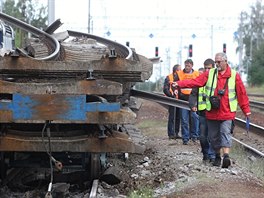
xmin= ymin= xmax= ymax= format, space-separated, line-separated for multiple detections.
xmin=163 ymin=64 xmax=181 ymax=140
xmin=177 ymin=59 xmax=200 ymax=145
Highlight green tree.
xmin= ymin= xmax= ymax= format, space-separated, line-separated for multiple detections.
xmin=2 ymin=0 xmax=48 ymax=47
xmin=235 ymin=0 xmax=264 ymax=85
xmin=248 ymin=42 xmax=264 ymax=86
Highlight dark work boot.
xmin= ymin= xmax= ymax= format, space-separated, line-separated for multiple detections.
xmin=222 ymin=153 xmax=231 ymax=168
xmin=213 ymin=153 xmax=221 ymax=167
xmin=202 ymin=155 xmax=209 ymax=165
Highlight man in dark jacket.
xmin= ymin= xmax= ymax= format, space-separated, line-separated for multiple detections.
xmin=163 ymin=64 xmax=181 ymax=139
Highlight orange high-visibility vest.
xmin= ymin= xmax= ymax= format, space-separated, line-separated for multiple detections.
xmin=177 ymin=70 xmax=199 ymax=95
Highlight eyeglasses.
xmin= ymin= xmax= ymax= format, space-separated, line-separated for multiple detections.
xmin=215 ymin=61 xmax=223 ymax=64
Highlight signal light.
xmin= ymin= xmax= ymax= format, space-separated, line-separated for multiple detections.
xmin=155 ymin=47 xmax=159 ymax=57
xmin=188 ymin=44 xmax=193 ymax=57
xmin=223 ymin=43 xmax=226 ymax=53
xmin=126 ymin=41 xmax=130 ymax=47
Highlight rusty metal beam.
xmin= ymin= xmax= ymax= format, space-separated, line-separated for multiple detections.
xmin=0 ymin=79 xmax=122 ymax=95
xmin=0 ymin=108 xmax=136 ymax=123
xmin=0 ymin=131 xmax=145 ymax=153
xmin=0 ymin=56 xmax=142 ymax=72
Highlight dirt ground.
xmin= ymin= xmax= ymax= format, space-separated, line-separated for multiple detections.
xmin=114 ymin=99 xmax=264 ymax=198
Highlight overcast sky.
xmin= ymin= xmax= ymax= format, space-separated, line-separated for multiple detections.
xmin=52 ymin=0 xmax=256 ymax=81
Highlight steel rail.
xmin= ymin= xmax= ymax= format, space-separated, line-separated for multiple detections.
xmin=89 ymin=179 xmax=99 ymax=198
xmin=133 ymin=90 xmax=264 ymax=160
xmin=132 ymin=90 xmax=264 ymax=136
xmin=248 ymin=93 xmax=264 ymax=98
xmin=249 ymin=100 xmax=264 ymax=111
xmin=130 ymin=89 xmax=189 ymax=110
xmin=232 ymin=137 xmax=264 ymax=158
xmin=0 ymin=12 xmax=60 ymax=61
xmin=67 ymin=30 xmax=133 ymax=60
xmin=234 ymin=117 xmax=264 ymax=136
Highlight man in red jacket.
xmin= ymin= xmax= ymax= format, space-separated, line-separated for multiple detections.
xmin=173 ymin=52 xmax=251 ymax=168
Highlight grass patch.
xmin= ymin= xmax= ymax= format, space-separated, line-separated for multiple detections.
xmin=231 ymin=142 xmax=264 ymax=181
xmin=127 ymin=187 xmax=154 ymax=198
xmin=136 ymin=120 xmax=167 ymax=136
xmin=246 ymin=85 xmax=264 ymax=94
xmin=136 ymin=120 xmax=166 ymax=129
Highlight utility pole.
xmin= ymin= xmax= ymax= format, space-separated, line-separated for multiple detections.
xmin=0 ymin=0 xmax=3 ymax=12
xmin=48 ymin=0 xmax=55 ymax=25
xmin=88 ymin=0 xmax=91 ymax=33
xmin=210 ymin=25 xmax=213 ymax=58
xmin=238 ymin=13 xmax=244 ymax=75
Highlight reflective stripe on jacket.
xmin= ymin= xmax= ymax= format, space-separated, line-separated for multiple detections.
xmin=205 ymin=68 xmax=238 ymax=112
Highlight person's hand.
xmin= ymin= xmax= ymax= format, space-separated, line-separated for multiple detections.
xmin=172 ymin=82 xmax=178 ymax=87
xmin=245 ymin=112 xmax=251 ymax=117
xmin=191 ymin=107 xmax=197 ymax=112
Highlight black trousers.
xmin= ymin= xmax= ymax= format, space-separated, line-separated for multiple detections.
xmin=168 ymin=106 xmax=181 ymax=137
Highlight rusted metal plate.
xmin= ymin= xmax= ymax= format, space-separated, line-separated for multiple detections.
xmin=0 ymin=107 xmax=136 ymax=124
xmin=0 ymin=110 xmax=12 ymax=122
xmin=0 ymin=79 xmax=122 ymax=95
xmin=0 ymin=56 xmax=142 ymax=72
xmin=0 ymin=93 xmax=121 ymax=121
xmin=0 ymin=131 xmax=145 ymax=153
xmin=86 ymin=108 xmax=136 ymax=124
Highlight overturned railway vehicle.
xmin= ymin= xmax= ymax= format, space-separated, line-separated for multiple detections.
xmin=0 ymin=13 xmax=153 ymax=184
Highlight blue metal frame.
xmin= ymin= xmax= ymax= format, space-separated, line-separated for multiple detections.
xmin=0 ymin=93 xmax=120 ymax=121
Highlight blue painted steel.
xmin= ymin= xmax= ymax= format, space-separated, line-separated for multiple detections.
xmin=85 ymin=102 xmax=121 ymax=112
xmin=0 ymin=93 xmax=120 ymax=121
xmin=12 ymin=94 xmax=37 ymax=120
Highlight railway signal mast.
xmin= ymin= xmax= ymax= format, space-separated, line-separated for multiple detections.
xmin=223 ymin=43 xmax=226 ymax=53
xmin=188 ymin=44 xmax=193 ymax=57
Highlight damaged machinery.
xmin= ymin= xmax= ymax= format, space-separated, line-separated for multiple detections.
xmin=0 ymin=12 xmax=153 ymax=187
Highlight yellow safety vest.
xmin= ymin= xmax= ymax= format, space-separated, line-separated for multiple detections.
xmin=198 ymin=87 xmax=206 ymax=111
xmin=205 ymin=68 xmax=238 ymax=111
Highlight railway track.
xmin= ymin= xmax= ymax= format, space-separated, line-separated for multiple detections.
xmin=248 ymin=93 xmax=264 ymax=98
xmin=0 ymin=12 xmax=133 ymax=61
xmin=89 ymin=179 xmax=99 ymax=198
xmin=249 ymin=100 xmax=264 ymax=111
xmin=132 ymin=90 xmax=264 ymax=159
xmin=233 ymin=118 xmax=264 ymax=158
xmin=0 ymin=12 xmax=60 ymax=61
